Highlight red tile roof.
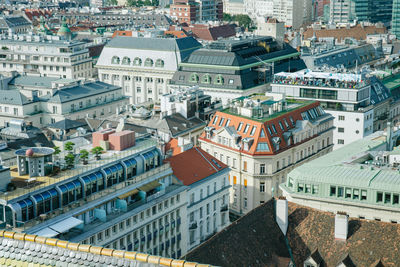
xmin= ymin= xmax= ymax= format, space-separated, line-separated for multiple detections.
xmin=165 ymin=147 xmax=228 ymax=186
xmin=180 ymin=24 xmax=237 ymax=41
xmin=112 ymin=30 xmax=133 ymax=38
xmin=199 ymin=101 xmax=321 ymax=156
xmin=165 ymin=138 xmax=182 ymax=156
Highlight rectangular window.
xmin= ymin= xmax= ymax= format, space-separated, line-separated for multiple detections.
xmin=393 ymin=194 xmax=399 ymax=204
xmin=244 ymin=179 xmax=247 ymax=188
xmin=338 ymin=115 xmax=345 ymax=120
xmin=233 ymin=176 xmax=237 ymax=185
xmin=361 ymin=190 xmax=367 ymax=200
xmin=305 ymin=184 xmax=311 ymax=193
xmin=353 ymin=189 xmax=359 ymax=200
xmin=377 ymin=192 xmax=383 ymax=202
xmin=385 ymin=193 xmax=391 ymax=204
xmin=338 ymin=139 xmax=345 ymax=145
xmin=260 ymin=164 xmax=265 ymax=174
xmin=338 ymin=187 xmax=344 ymax=197
xmin=330 ymin=186 xmax=336 ymax=196
xmin=298 ymin=183 xmax=304 ymax=192
xmin=338 ymin=127 xmax=345 ymax=133
xmin=243 ymin=161 xmax=247 ymax=171
xmin=312 ymin=185 xmax=319 ymax=194
xmin=260 ymin=182 xmax=265 ymax=192
xmin=345 ymin=188 xmax=352 ymax=198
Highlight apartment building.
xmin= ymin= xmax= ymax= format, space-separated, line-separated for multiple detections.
xmin=272 ymin=69 xmax=391 ymax=149
xmin=281 ymin=126 xmax=400 ymax=223
xmin=393 ymin=0 xmax=400 ymax=39
xmin=0 ymin=76 xmax=129 ymax=127
xmin=170 ymin=0 xmax=199 ymax=23
xmin=199 ymin=93 xmax=334 ymax=215
xmin=1 ymin=137 xmax=189 ymax=258
xmin=0 ymin=33 xmax=93 ymax=79
xmin=96 ymin=36 xmax=202 ymax=105
xmin=166 ymin=147 xmax=230 ymax=251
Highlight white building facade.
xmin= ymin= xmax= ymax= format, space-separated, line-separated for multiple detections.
xmin=96 ymin=36 xmax=202 ymax=105
xmin=0 ymin=34 xmax=93 ymax=79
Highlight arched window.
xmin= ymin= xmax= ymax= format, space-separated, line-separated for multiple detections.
xmin=144 ymin=58 xmax=153 ymax=67
xmin=215 ymin=74 xmax=224 ymax=85
xmin=111 ymin=56 xmax=120 ymax=64
xmin=133 ymin=57 xmax=142 ymax=66
xmin=155 ymin=59 xmax=164 ymax=68
xmin=122 ymin=57 xmax=130 ymax=65
xmin=202 ymin=74 xmax=211 ymax=84
xmin=190 ymin=73 xmax=199 ymax=83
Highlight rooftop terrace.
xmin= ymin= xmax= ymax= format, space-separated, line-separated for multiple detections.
xmin=273 ymin=70 xmax=370 ymax=90
xmin=1 ymin=138 xmax=157 ymax=202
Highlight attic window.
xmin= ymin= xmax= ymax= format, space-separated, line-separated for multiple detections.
xmin=260 ymin=129 xmax=266 ymax=137
xmin=190 ymin=73 xmax=199 ymax=83
xmin=283 ymin=119 xmax=289 ymax=128
xmin=243 ymin=124 xmax=250 ymax=134
xmin=218 ymin=118 xmax=225 ymax=126
xmin=155 ymin=59 xmax=164 ymax=68
xmin=289 ymin=116 xmax=295 ymax=126
xmin=250 ymin=126 xmax=257 ymax=136
xmin=271 ymin=124 xmax=277 ymax=134
xmin=122 ymin=56 xmax=130 ymax=65
xmin=214 ymin=74 xmax=224 ymax=85
xmin=267 ymin=125 xmax=272 ymax=135
xmin=144 ymin=58 xmax=153 ymax=67
xmin=133 ymin=57 xmax=142 ymax=66
xmin=212 ymin=115 xmax=219 ymax=125
xmin=202 ymin=74 xmax=211 ymax=84
xmin=237 ymin=122 xmax=243 ymax=131
xmin=278 ymin=121 xmax=284 ymax=131
xmin=111 ymin=56 xmax=120 ymax=64
xmin=256 ymin=142 xmax=270 ymax=152
xmin=225 ymin=119 xmax=231 ymax=127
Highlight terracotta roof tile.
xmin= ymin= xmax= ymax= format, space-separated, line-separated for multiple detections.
xmin=165 ymin=147 xmax=228 ymax=186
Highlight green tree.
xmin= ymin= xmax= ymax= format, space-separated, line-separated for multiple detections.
xmin=223 ymin=13 xmax=232 ymax=21
xmin=127 ymin=0 xmax=136 ymax=6
xmin=234 ymin=14 xmax=252 ymax=30
xmin=65 ymin=153 xmax=75 ymax=169
xmin=107 ymin=0 xmax=118 ymax=5
xmin=80 ymin=149 xmax=89 ymax=165
xmin=144 ymin=0 xmax=151 ymax=5
xmin=64 ymin=141 xmax=75 ymax=152
xmin=91 ymin=146 xmax=104 ymax=160
xmin=53 ymin=146 xmax=61 ymax=155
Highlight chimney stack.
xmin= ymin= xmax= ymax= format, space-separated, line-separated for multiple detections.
xmin=276 ymin=196 xmax=288 ymax=235
xmin=334 ymin=212 xmax=348 ymax=240
xmin=387 ymin=121 xmax=393 ymax=151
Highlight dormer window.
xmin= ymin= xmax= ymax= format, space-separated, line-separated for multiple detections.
xmin=271 ymin=124 xmax=277 ymax=134
xmin=155 ymin=59 xmax=164 ymax=68
xmin=225 ymin=119 xmax=231 ymax=127
xmin=144 ymin=58 xmax=153 ymax=67
xmin=202 ymin=74 xmax=211 ymax=84
xmin=122 ymin=56 xmax=130 ymax=65
xmin=133 ymin=57 xmax=142 ymax=66
xmin=283 ymin=119 xmax=289 ymax=128
xmin=111 ymin=56 xmax=120 ymax=64
xmin=279 ymin=121 xmax=284 ymax=130
xmin=260 ymin=129 xmax=266 ymax=137
xmin=289 ymin=116 xmax=295 ymax=126
xmin=214 ymin=74 xmax=224 ymax=85
xmin=218 ymin=118 xmax=225 ymax=126
xmin=190 ymin=73 xmax=199 ymax=83
xmin=250 ymin=126 xmax=257 ymax=136
xmin=243 ymin=124 xmax=250 ymax=134
xmin=237 ymin=122 xmax=243 ymax=131
xmin=212 ymin=115 xmax=219 ymax=125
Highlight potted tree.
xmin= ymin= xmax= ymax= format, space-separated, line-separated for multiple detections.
xmin=64 ymin=153 xmax=75 ymax=169
xmin=53 ymin=146 xmax=61 ymax=166
xmin=80 ymin=149 xmax=89 ymax=165
xmin=91 ymin=146 xmax=104 ymax=160
xmin=64 ymin=141 xmax=75 ymax=152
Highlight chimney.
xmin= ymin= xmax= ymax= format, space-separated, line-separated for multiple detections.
xmin=276 ymin=196 xmax=288 ymax=235
xmin=334 ymin=212 xmax=348 ymax=240
xmin=386 ymin=121 xmax=393 ymax=151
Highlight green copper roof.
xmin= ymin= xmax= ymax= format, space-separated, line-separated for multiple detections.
xmin=57 ymin=17 xmax=71 ymax=35
xmin=382 ymin=73 xmax=400 ymax=91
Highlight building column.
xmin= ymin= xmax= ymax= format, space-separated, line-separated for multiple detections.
xmin=130 ymin=74 xmax=135 ymax=105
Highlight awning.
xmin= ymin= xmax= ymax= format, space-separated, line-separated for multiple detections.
xmin=118 ymin=188 xmax=139 ymax=199
xmin=139 ymin=181 xmax=160 ymax=192
xmin=33 ymin=227 xmax=59 ymax=238
xmin=48 ymin=217 xmax=83 ymax=233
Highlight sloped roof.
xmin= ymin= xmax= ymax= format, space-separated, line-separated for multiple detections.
xmin=0 ymin=90 xmax=37 ymax=105
xmin=165 ymin=147 xmax=228 ymax=186
xmin=199 ymin=101 xmax=326 ymax=156
xmin=48 ymin=119 xmax=86 ymax=130
xmin=185 ymin=199 xmax=291 ymax=266
xmin=48 ymin=82 xmax=120 ymax=103
xmin=0 ymin=230 xmax=212 ymax=267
